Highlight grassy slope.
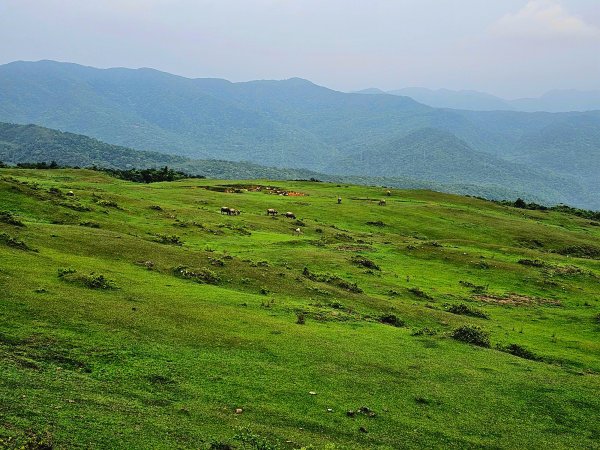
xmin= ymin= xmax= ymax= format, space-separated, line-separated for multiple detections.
xmin=0 ymin=169 xmax=599 ymax=449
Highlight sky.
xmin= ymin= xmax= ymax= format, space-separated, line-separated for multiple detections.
xmin=0 ymin=0 xmax=599 ymax=98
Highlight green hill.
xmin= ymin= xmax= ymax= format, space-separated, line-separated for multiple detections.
xmin=1 ymin=60 xmax=600 ymax=209
xmin=1 ymin=168 xmax=599 ymax=448
xmin=0 ymin=121 xmax=568 ymax=205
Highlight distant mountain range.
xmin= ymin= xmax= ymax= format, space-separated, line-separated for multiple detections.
xmin=0 ymin=60 xmax=599 ymax=209
xmin=356 ymin=87 xmax=600 ymax=113
xmin=2 ymin=121 xmax=556 ymax=202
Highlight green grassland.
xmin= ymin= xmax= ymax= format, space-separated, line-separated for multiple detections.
xmin=1 ymin=168 xmax=599 ymax=449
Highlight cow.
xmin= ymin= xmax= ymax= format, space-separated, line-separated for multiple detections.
xmin=337 ymin=197 xmax=342 ymax=204
xmin=221 ymin=206 xmax=230 ymax=215
xmin=267 ymin=208 xmax=278 ymax=216
xmin=284 ymin=212 xmax=296 ymax=219
xmin=228 ymin=208 xmax=241 ymax=216
xmin=378 ymin=200 xmax=386 ymax=206
xmin=294 ymin=227 xmax=302 ymax=235
xmin=66 ymin=190 xmax=75 ymax=197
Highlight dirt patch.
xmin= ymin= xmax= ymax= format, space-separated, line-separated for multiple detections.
xmin=475 ymin=293 xmax=560 ymax=307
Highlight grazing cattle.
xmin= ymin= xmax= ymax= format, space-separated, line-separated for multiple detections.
xmin=386 ymin=190 xmax=391 ymax=196
xmin=284 ymin=212 xmax=296 ymax=219
xmin=337 ymin=197 xmax=342 ymax=204
xmin=294 ymin=227 xmax=302 ymax=235
xmin=229 ymin=208 xmax=241 ymax=216
xmin=378 ymin=200 xmax=386 ymax=206
xmin=66 ymin=190 xmax=75 ymax=197
xmin=220 ymin=206 xmax=230 ymax=215
xmin=267 ymin=208 xmax=278 ymax=216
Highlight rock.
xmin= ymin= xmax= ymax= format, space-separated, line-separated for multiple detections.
xmin=309 ymin=391 xmax=317 ymax=395
xmin=235 ymin=408 xmax=243 ymax=414
xmin=327 ymin=408 xmax=333 ymax=412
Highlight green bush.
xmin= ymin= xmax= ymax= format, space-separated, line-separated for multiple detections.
xmin=447 ymin=304 xmax=489 ymax=319
xmin=498 ymin=343 xmax=541 ymax=361
xmin=0 ymin=211 xmax=24 ymax=226
xmin=154 ymin=234 xmax=183 ymax=246
xmin=451 ymin=325 xmax=490 ymax=347
xmin=379 ymin=314 xmax=404 ymax=327
xmin=0 ymin=232 xmax=36 ymax=251
xmin=350 ymin=255 xmax=380 ymax=271
xmin=173 ymin=265 xmax=220 ymax=284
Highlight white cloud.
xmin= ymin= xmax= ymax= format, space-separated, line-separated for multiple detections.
xmin=491 ymin=0 xmax=600 ymax=39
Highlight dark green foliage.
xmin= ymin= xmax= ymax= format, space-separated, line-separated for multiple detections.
xmin=379 ymin=314 xmax=405 ymax=327
xmin=99 ymin=166 xmax=198 ymax=183
xmin=79 ymin=221 xmax=100 ymax=229
xmin=451 ymin=325 xmax=491 ymax=347
xmin=498 ymin=343 xmax=541 ymax=361
xmin=366 ymin=220 xmax=385 ymax=227
xmin=58 ymin=268 xmax=116 ymax=290
xmin=0 ymin=210 xmax=24 ymax=226
xmin=407 ymin=287 xmax=433 ymax=300
xmin=555 ymin=245 xmax=600 ymax=259
xmin=0 ymin=232 xmax=35 ymax=251
xmin=296 ymin=312 xmax=306 ymax=325
xmin=173 ymin=265 xmax=220 ymax=285
xmin=154 ymin=234 xmax=183 ymax=246
xmin=2 ymin=61 xmax=600 ymax=209
xmin=302 ymin=267 xmax=362 ymax=293
xmin=446 ymin=304 xmax=489 ymax=319
xmin=518 ymin=259 xmax=545 ymax=267
xmin=350 ymin=255 xmax=380 ymax=271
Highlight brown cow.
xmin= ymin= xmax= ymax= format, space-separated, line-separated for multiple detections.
xmin=284 ymin=212 xmax=296 ymax=219
xmin=378 ymin=200 xmax=386 ymax=206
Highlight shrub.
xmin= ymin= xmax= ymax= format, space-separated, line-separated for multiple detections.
xmin=154 ymin=234 xmax=183 ymax=246
xmin=379 ymin=314 xmax=404 ymax=327
xmin=296 ymin=313 xmax=306 ymax=325
xmin=173 ymin=265 xmax=220 ymax=284
xmin=149 ymin=205 xmax=163 ymax=211
xmin=0 ymin=232 xmax=36 ymax=251
xmin=498 ymin=343 xmax=541 ymax=361
xmin=302 ymin=267 xmax=362 ymax=293
xmin=407 ymin=287 xmax=433 ymax=300
xmin=518 ymin=259 xmax=545 ymax=267
xmin=350 ymin=255 xmax=380 ymax=271
xmin=451 ymin=325 xmax=490 ymax=347
xmin=58 ymin=268 xmax=116 ymax=289
xmin=556 ymin=245 xmax=600 ymax=259
xmin=0 ymin=211 xmax=24 ymax=226
xmin=79 ymin=221 xmax=100 ymax=228
xmin=366 ymin=220 xmax=385 ymax=227
xmin=447 ymin=303 xmax=489 ymax=319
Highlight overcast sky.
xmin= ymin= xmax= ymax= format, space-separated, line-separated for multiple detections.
xmin=1 ymin=0 xmax=599 ymax=98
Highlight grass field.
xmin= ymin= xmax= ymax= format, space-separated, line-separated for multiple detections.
xmin=1 ymin=168 xmax=599 ymax=449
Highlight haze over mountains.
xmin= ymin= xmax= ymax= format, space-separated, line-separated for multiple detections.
xmin=1 ymin=60 xmax=599 ymax=209
xmin=357 ymin=87 xmax=600 ymax=113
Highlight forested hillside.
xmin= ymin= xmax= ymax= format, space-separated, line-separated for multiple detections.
xmin=1 ymin=60 xmax=599 ymax=208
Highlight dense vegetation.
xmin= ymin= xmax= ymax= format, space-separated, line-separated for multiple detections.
xmin=1 ymin=168 xmax=599 ymax=448
xmin=1 ymin=60 xmax=599 ymax=209
xmin=1 ymin=122 xmax=569 ymax=204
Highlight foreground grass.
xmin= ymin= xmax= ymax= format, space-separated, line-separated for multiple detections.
xmin=0 ymin=169 xmax=599 ymax=449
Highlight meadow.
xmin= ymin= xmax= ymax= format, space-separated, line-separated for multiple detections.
xmin=0 ymin=168 xmax=599 ymax=449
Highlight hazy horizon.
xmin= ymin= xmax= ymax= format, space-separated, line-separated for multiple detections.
xmin=1 ymin=0 xmax=599 ymax=98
